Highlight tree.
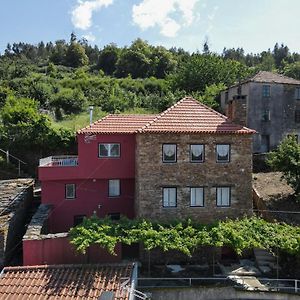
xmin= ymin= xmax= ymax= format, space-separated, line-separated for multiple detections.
xmin=65 ymin=42 xmax=89 ymax=68
xmin=283 ymin=61 xmax=300 ymax=80
xmin=97 ymin=44 xmax=120 ymax=75
xmin=267 ymin=136 xmax=300 ymax=194
xmin=170 ymin=54 xmax=250 ymax=93
xmin=273 ymin=43 xmax=290 ymax=69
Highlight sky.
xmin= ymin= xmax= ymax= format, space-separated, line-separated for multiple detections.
xmin=0 ymin=0 xmax=299 ymax=54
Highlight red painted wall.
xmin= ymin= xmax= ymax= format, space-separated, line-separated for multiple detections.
xmin=39 ymin=134 xmax=136 ymax=181
xmin=42 ymin=178 xmax=135 ymax=233
xmin=23 ymin=238 xmax=121 ymax=266
xmin=39 ymin=134 xmax=136 ymax=233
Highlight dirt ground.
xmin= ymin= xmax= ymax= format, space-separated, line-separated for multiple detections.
xmin=253 ymin=172 xmax=294 ymax=201
xmin=253 ymin=172 xmax=300 ymax=224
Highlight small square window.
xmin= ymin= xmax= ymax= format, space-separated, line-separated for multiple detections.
xmin=109 ymin=179 xmax=120 ymax=197
xmin=99 ymin=143 xmax=120 ymax=157
xmin=216 ymin=187 xmax=231 ymax=207
xmin=262 ymin=85 xmax=271 ymax=97
xmin=295 ymin=110 xmax=300 ymax=123
xmin=73 ymin=215 xmax=86 ymax=226
xmin=108 ymin=213 xmax=121 ymax=220
xmin=163 ymin=144 xmax=177 ymax=163
xmin=65 ymin=183 xmax=76 ymax=199
xmin=163 ymin=187 xmax=177 ymax=207
xmin=216 ymin=144 xmax=230 ymax=162
xmin=190 ymin=187 xmax=204 ymax=207
xmin=296 ymin=87 xmax=300 ymax=100
xmin=190 ymin=144 xmax=204 ymax=162
xmin=262 ymin=109 xmax=270 ymax=121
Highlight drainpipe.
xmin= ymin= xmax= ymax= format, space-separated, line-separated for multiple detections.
xmin=89 ymin=106 xmax=94 ymax=125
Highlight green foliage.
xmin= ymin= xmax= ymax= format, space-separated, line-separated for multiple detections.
xmin=97 ymin=43 xmax=120 ymax=75
xmin=170 ymin=54 xmax=250 ymax=93
xmin=51 ymin=88 xmax=87 ymax=115
xmin=69 ymin=216 xmax=300 ymax=256
xmin=267 ymin=136 xmax=300 ymax=194
xmin=65 ymin=42 xmax=89 ymax=68
xmin=283 ymin=61 xmax=300 ymax=80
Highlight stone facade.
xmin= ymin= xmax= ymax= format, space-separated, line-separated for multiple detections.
xmin=0 ymin=179 xmax=34 ymax=268
xmin=220 ymin=74 xmax=300 ymax=153
xmin=135 ymin=133 xmax=253 ymax=222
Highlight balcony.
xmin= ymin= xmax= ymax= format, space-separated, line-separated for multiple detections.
xmin=39 ymin=156 xmax=78 ymax=167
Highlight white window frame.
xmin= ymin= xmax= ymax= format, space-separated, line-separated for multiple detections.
xmin=162 ymin=144 xmax=177 ymax=163
xmin=99 ymin=143 xmax=120 ymax=158
xmin=65 ymin=183 xmax=76 ymax=199
xmin=108 ymin=179 xmax=120 ymax=197
xmin=190 ymin=144 xmax=204 ymax=163
xmin=216 ymin=187 xmax=231 ymax=207
xmin=190 ymin=187 xmax=204 ymax=207
xmin=216 ymin=144 xmax=230 ymax=163
xmin=163 ymin=187 xmax=177 ymax=207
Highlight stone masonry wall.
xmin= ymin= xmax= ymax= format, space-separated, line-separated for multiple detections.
xmin=135 ymin=133 xmax=253 ymax=222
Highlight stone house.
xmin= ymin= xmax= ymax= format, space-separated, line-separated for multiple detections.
xmin=220 ymin=71 xmax=300 ymax=153
xmin=33 ymin=97 xmax=255 ymax=265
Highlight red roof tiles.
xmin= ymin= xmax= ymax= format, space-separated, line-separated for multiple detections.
xmin=77 ymin=97 xmax=255 ymax=135
xmin=78 ymin=114 xmax=157 ymax=134
xmin=0 ymin=263 xmax=133 ymax=300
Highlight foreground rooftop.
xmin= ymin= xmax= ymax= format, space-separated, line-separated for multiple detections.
xmin=0 ymin=263 xmax=134 ymax=300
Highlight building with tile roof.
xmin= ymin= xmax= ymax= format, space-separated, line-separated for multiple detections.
xmin=0 ymin=263 xmax=136 ymax=300
xmin=221 ymin=71 xmax=300 ymax=152
xmin=33 ymin=97 xmax=255 ymax=265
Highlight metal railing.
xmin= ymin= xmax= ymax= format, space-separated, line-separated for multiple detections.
xmin=0 ymin=148 xmax=27 ymax=176
xmin=39 ymin=156 xmax=78 ymax=167
xmin=138 ymin=277 xmax=300 ymax=294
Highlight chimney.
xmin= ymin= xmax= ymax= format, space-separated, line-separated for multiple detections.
xmin=89 ymin=106 xmax=94 ymax=125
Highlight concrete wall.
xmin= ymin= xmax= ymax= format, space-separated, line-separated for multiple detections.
xmin=135 ymin=133 xmax=253 ymax=222
xmin=23 ymin=204 xmax=122 ymax=265
xmin=146 ymin=287 xmax=300 ymax=300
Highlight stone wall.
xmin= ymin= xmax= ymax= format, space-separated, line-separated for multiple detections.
xmin=0 ymin=179 xmax=34 ymax=268
xmin=135 ymin=133 xmax=253 ymax=222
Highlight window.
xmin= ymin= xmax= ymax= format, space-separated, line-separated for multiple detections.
xmin=190 ymin=144 xmax=204 ymax=162
xmin=190 ymin=187 xmax=204 ymax=207
xmin=73 ymin=215 xmax=86 ymax=226
xmin=216 ymin=144 xmax=230 ymax=162
xmin=65 ymin=183 xmax=76 ymax=199
xmin=261 ymin=109 xmax=270 ymax=121
xmin=108 ymin=213 xmax=121 ymax=220
xmin=295 ymin=110 xmax=300 ymax=123
xmin=162 ymin=144 xmax=177 ymax=163
xmin=163 ymin=187 xmax=177 ymax=207
xmin=296 ymin=87 xmax=300 ymax=100
xmin=216 ymin=187 xmax=231 ymax=207
xmin=262 ymin=85 xmax=271 ymax=97
xmin=99 ymin=143 xmax=120 ymax=157
xmin=109 ymin=179 xmax=120 ymax=197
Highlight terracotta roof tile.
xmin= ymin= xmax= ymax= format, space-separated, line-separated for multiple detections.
xmin=250 ymin=71 xmax=300 ymax=85
xmin=76 ymin=98 xmax=255 ymax=135
xmin=138 ymin=97 xmax=255 ymax=134
xmin=0 ymin=264 xmax=133 ymax=300
xmin=77 ymin=114 xmax=157 ymax=134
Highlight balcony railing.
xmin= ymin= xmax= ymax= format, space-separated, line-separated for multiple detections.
xmin=39 ymin=156 xmax=78 ymax=167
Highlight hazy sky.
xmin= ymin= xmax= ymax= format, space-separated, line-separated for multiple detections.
xmin=0 ymin=0 xmax=299 ymax=54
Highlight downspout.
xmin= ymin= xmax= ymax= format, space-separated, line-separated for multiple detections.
xmin=129 ymin=262 xmax=138 ymax=300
